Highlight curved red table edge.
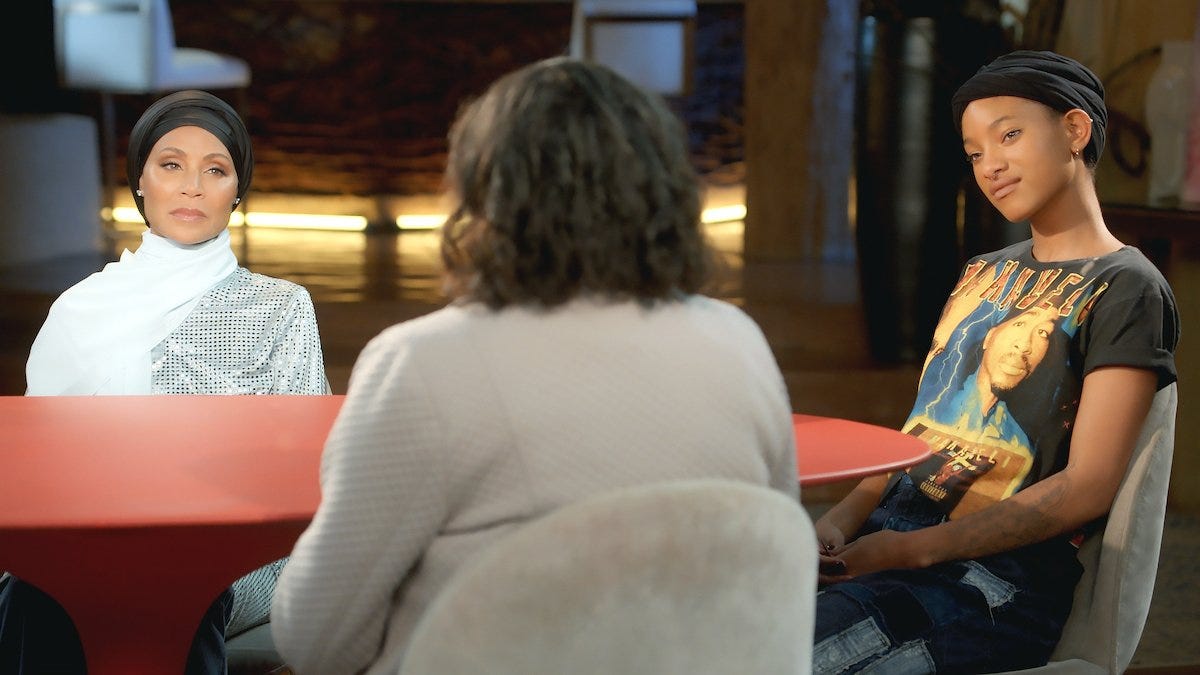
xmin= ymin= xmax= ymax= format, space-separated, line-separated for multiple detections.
xmin=793 ymin=413 xmax=930 ymax=487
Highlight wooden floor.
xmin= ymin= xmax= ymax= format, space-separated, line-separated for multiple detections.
xmin=0 ymin=222 xmax=1196 ymax=672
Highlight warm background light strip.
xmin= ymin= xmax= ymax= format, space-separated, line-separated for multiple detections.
xmin=243 ymin=212 xmax=368 ymax=231
xmin=700 ymin=204 xmax=747 ymax=224
xmin=107 ymin=203 xmax=747 ymax=232
xmin=395 ymin=214 xmax=447 ymax=230
xmin=107 ymin=207 xmax=367 ymax=231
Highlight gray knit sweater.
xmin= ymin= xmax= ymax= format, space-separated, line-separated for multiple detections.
xmin=270 ymin=295 xmax=798 ymax=674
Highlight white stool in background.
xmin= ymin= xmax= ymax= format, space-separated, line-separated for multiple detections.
xmin=52 ymin=0 xmax=251 ymax=212
xmin=569 ymin=0 xmax=698 ymax=97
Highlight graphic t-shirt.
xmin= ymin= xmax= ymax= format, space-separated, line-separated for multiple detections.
xmin=902 ymin=241 xmax=1178 ymax=519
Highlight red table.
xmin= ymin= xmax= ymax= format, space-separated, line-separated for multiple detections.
xmin=0 ymin=394 xmax=345 ymax=675
xmin=793 ymin=413 xmax=930 ymax=486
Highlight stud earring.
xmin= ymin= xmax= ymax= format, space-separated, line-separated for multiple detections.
xmin=135 ymin=189 xmax=143 ymax=197
xmin=1071 ymin=148 xmax=1080 ymax=158
xmin=233 ymin=197 xmax=241 ymax=206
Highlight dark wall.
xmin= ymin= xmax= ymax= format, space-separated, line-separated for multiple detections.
xmin=61 ymin=1 xmax=747 ymax=197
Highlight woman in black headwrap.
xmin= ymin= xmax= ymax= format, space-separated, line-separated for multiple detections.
xmin=26 ymin=89 xmax=328 ymax=397
xmin=811 ymin=51 xmax=1178 ymax=672
xmin=3 ymin=90 xmax=330 ymax=673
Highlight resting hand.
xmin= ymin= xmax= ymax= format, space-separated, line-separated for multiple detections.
xmin=814 ymin=519 xmax=848 ymax=554
xmin=833 ymin=529 xmax=922 ymax=579
xmin=815 ymin=520 xmax=852 ymax=585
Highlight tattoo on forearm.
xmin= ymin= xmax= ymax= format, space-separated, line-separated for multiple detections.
xmin=951 ymin=475 xmax=1071 ymax=559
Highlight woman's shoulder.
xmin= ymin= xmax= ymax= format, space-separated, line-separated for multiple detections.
xmin=363 ymin=303 xmax=475 ymax=351
xmin=552 ymin=294 xmax=767 ymax=337
xmin=1093 ymin=246 xmax=1177 ymax=308
xmin=1110 ymin=245 xmax=1171 ymax=281
xmin=237 ymin=268 xmax=307 ymax=293
xmin=683 ymin=293 xmax=755 ymax=316
xmin=678 ymin=294 xmax=771 ymax=334
xmin=1053 ymin=246 xmax=1175 ymax=306
xmin=215 ymin=268 xmax=313 ymax=302
xmin=364 ymin=295 xmax=763 ymax=345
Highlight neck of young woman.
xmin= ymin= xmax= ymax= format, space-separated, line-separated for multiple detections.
xmin=1027 ymin=175 xmax=1122 ymax=262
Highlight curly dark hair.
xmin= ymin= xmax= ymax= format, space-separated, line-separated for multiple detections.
xmin=440 ymin=56 xmax=712 ymax=309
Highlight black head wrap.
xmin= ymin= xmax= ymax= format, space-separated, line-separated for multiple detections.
xmin=951 ymin=50 xmax=1107 ymax=165
xmin=126 ymin=90 xmax=253 ymax=221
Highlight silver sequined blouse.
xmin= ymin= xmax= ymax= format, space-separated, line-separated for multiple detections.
xmin=152 ymin=267 xmax=330 ymax=636
xmin=151 ymin=267 xmax=329 ymax=396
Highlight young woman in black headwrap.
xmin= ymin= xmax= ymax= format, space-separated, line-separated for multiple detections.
xmin=811 ymin=51 xmax=1178 ymax=672
xmin=2 ymin=90 xmax=330 ymax=673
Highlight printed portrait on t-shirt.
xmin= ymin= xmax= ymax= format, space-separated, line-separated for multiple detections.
xmin=902 ymin=256 xmax=1108 ymax=518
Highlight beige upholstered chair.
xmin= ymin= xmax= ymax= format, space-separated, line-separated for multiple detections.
xmin=998 ymin=382 xmax=1178 ymax=674
xmin=398 ymin=479 xmax=818 ymax=675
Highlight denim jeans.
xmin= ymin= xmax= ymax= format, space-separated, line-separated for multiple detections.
xmin=813 ymin=474 xmax=1083 ymax=674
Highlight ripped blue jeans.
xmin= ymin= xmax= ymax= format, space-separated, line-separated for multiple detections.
xmin=813 ymin=474 xmax=1083 ymax=674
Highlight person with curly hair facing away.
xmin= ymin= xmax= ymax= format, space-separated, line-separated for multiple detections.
xmin=269 ymin=57 xmax=799 ymax=675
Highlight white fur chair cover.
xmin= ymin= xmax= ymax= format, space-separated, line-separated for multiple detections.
xmin=398 ymin=478 xmax=817 ymax=675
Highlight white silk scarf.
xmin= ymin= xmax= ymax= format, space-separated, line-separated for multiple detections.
xmin=25 ymin=229 xmax=238 ymax=395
